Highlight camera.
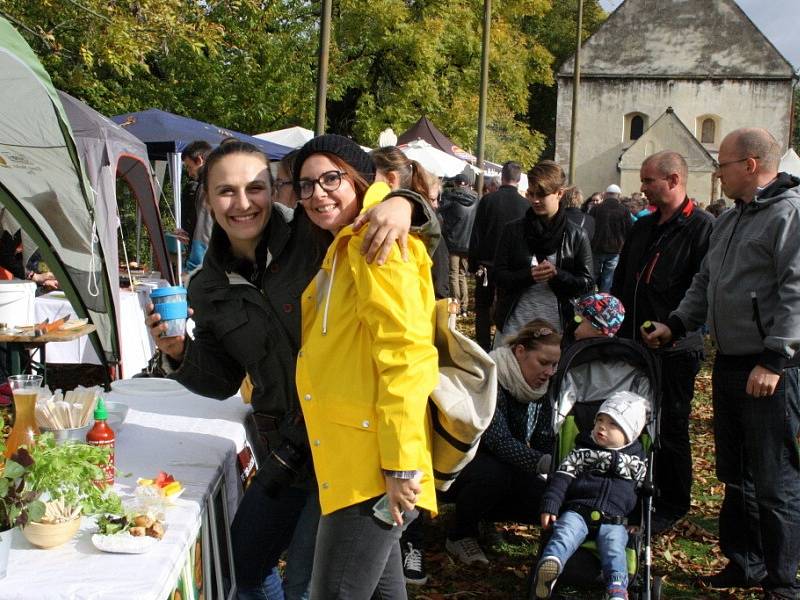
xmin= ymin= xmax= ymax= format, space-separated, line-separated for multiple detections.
xmin=254 ymin=439 xmax=308 ymax=497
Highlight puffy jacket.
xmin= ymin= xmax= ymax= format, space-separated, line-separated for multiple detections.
xmin=440 ymin=186 xmax=478 ymax=254
xmin=468 ymin=185 xmax=529 ymax=271
xmin=493 ymin=217 xmax=594 ymax=331
xmin=592 ymin=198 xmax=632 ymax=254
xmin=540 ymin=432 xmax=644 ymax=519
xmin=611 ymin=198 xmax=713 ymax=351
xmin=670 ymin=173 xmax=800 ymax=373
xmin=296 ymin=224 xmax=439 ymax=516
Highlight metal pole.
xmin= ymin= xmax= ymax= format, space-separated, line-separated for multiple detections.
xmin=568 ymin=0 xmax=583 ymax=185
xmin=476 ymin=0 xmax=491 ymax=197
xmin=315 ymin=0 xmax=333 ymax=136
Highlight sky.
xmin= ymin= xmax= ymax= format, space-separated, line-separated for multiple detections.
xmin=598 ymin=0 xmax=800 ymax=71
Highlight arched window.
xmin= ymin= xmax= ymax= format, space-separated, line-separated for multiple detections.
xmin=630 ymin=115 xmax=645 ymax=140
xmin=701 ymin=118 xmax=716 ymax=144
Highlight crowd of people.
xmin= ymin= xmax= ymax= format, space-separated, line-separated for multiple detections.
xmin=141 ymin=125 xmax=800 ymax=600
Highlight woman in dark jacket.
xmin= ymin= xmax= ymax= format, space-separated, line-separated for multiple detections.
xmin=493 ymin=161 xmax=593 ymax=346
xmin=146 ymin=139 xmax=438 ymax=600
xmin=442 ymin=320 xmax=562 ymax=565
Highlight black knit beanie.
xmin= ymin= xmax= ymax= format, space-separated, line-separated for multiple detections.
xmin=293 ymin=134 xmax=375 ymax=184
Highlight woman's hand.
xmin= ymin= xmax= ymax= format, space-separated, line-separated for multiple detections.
xmin=532 ymin=260 xmax=557 ymax=283
xmin=145 ymin=302 xmax=191 ymax=361
xmin=541 ymin=513 xmax=557 ymax=529
xmin=384 ymin=474 xmax=421 ymax=527
xmin=352 ymin=196 xmax=413 ymax=265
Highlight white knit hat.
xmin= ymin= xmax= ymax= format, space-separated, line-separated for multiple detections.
xmin=598 ymin=391 xmax=648 ymax=443
xmin=605 ymin=184 xmax=622 ymax=195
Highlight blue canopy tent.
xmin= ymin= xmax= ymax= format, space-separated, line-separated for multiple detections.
xmin=111 ymin=109 xmax=292 ymax=277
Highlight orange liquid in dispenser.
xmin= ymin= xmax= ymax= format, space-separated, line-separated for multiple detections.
xmin=4 ymin=390 xmax=40 ymax=458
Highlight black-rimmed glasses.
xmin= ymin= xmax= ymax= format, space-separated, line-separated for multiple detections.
xmin=297 ymin=170 xmax=347 ymax=200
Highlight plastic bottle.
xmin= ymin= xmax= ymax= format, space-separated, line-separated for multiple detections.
xmin=642 ymin=320 xmax=656 ymax=334
xmin=86 ymin=397 xmax=115 ymax=487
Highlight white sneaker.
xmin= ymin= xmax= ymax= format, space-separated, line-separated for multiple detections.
xmin=534 ymin=556 xmax=562 ymax=599
xmin=446 ymin=537 xmax=489 ymax=565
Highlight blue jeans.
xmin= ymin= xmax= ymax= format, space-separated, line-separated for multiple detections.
xmin=712 ymin=355 xmax=800 ymax=597
xmin=233 ymin=483 xmax=310 ymax=599
xmin=593 ymin=252 xmax=619 ymax=293
xmin=539 ymin=510 xmax=629 ymax=589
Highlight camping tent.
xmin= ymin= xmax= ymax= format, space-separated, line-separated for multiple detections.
xmin=0 ymin=17 xmax=116 ymax=372
xmin=112 ymin=109 xmax=292 ymax=278
xmin=255 ymin=125 xmax=314 ymax=149
xmin=781 ymin=148 xmax=800 ymax=177
xmin=59 ymin=91 xmax=172 ymax=284
xmin=397 ymin=117 xmax=476 ymax=161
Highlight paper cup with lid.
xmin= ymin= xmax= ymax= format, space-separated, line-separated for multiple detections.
xmin=150 ymin=286 xmax=188 ymax=337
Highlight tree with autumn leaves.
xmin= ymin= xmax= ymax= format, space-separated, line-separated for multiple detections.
xmin=0 ymin=0 xmax=606 ymax=166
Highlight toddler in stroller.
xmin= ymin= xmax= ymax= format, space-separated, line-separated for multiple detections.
xmin=529 ymin=293 xmax=661 ymax=599
xmin=533 ymin=391 xmax=647 ymax=600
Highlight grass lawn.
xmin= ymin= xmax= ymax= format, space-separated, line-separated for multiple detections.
xmin=407 ymin=321 xmax=764 ymax=599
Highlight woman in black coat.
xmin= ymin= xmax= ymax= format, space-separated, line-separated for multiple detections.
xmin=493 ymin=161 xmax=593 ymax=346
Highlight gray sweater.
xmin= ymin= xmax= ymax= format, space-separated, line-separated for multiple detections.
xmin=670 ymin=173 xmax=800 ymax=372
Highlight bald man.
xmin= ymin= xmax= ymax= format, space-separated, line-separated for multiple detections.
xmin=611 ymin=151 xmax=713 ymax=534
xmin=644 ymin=129 xmax=800 ymax=598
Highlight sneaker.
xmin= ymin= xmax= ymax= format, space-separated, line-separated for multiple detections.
xmin=401 ymin=542 xmax=428 ymax=585
xmin=533 ymin=556 xmax=561 ymax=599
xmin=446 ymin=537 xmax=489 ymax=565
xmin=605 ymin=581 xmax=628 ymax=600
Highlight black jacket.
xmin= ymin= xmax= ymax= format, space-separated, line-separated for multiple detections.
xmin=493 ymin=217 xmax=594 ymax=331
xmin=431 ymin=214 xmax=451 ymax=299
xmin=565 ymin=206 xmax=595 ymax=242
xmin=540 ymin=433 xmax=645 ymax=519
xmin=591 ymin=198 xmax=632 ymax=254
xmin=468 ymin=185 xmax=529 ymax=271
xmin=611 ymin=199 xmax=713 ymax=349
xmin=439 ymin=186 xmax=478 ymax=254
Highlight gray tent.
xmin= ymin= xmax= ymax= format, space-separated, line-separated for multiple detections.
xmin=0 ymin=17 xmax=116 ymax=373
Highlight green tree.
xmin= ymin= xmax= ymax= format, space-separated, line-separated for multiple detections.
xmin=525 ymin=0 xmax=607 ymax=159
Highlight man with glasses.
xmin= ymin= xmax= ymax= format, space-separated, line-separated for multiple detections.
xmin=643 ymin=128 xmax=800 ymax=600
xmin=611 ymin=151 xmax=713 ymax=534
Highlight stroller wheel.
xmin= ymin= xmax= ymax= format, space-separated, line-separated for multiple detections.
xmin=651 ymin=575 xmax=663 ymax=600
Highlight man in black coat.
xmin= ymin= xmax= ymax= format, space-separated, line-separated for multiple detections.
xmin=467 ymin=161 xmax=528 ymax=350
xmin=592 ymin=185 xmax=632 ymax=292
xmin=611 ymin=151 xmax=712 ymax=533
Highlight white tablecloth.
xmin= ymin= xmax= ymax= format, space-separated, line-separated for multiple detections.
xmin=0 ymin=379 xmax=253 ymax=599
xmin=34 ymin=290 xmax=156 ymax=378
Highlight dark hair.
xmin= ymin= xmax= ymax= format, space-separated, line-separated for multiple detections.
xmin=501 ymin=161 xmax=522 ymax=184
xmin=182 ymin=140 xmax=212 ymax=161
xmin=527 ymin=160 xmax=566 ymax=197
xmin=277 ymin=149 xmax=299 ymax=178
xmin=371 ymin=146 xmax=431 ymax=200
xmin=201 ymin=140 xmax=271 ymax=194
xmin=505 ymin=318 xmax=562 ymax=351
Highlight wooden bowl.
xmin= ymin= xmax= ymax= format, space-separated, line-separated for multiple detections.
xmin=22 ymin=517 xmax=81 ymax=549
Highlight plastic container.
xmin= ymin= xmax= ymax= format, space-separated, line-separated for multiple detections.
xmin=86 ymin=397 xmax=115 ymax=487
xmin=0 ymin=280 xmax=35 ymax=328
xmin=149 ymin=286 xmax=188 ymax=337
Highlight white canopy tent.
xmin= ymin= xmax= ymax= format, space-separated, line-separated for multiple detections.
xmin=398 ymin=139 xmax=468 ymax=178
xmin=781 ymin=149 xmax=800 ymax=177
xmin=254 ymin=126 xmax=314 ymax=149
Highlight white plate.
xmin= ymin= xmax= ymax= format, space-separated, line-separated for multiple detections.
xmin=91 ymin=532 xmax=159 ymax=554
xmin=110 ymin=378 xmax=187 ymax=396
xmin=0 ymin=327 xmax=20 ymax=335
xmin=61 ymin=318 xmax=88 ymax=331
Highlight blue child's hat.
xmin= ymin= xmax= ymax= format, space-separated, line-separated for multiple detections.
xmin=573 ymin=293 xmax=625 ymax=337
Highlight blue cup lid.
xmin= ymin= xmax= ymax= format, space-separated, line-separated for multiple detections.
xmin=150 ymin=285 xmax=187 ymax=299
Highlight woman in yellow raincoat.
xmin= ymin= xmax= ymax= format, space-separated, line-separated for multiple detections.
xmin=293 ymin=135 xmax=439 ymax=599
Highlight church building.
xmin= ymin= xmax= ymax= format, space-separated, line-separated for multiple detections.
xmin=554 ymin=0 xmax=796 ymax=202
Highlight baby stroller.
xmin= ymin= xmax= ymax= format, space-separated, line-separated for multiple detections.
xmin=526 ymin=336 xmax=662 ymax=600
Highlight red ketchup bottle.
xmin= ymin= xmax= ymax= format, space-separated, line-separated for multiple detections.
xmin=86 ymin=397 xmax=115 ymax=487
